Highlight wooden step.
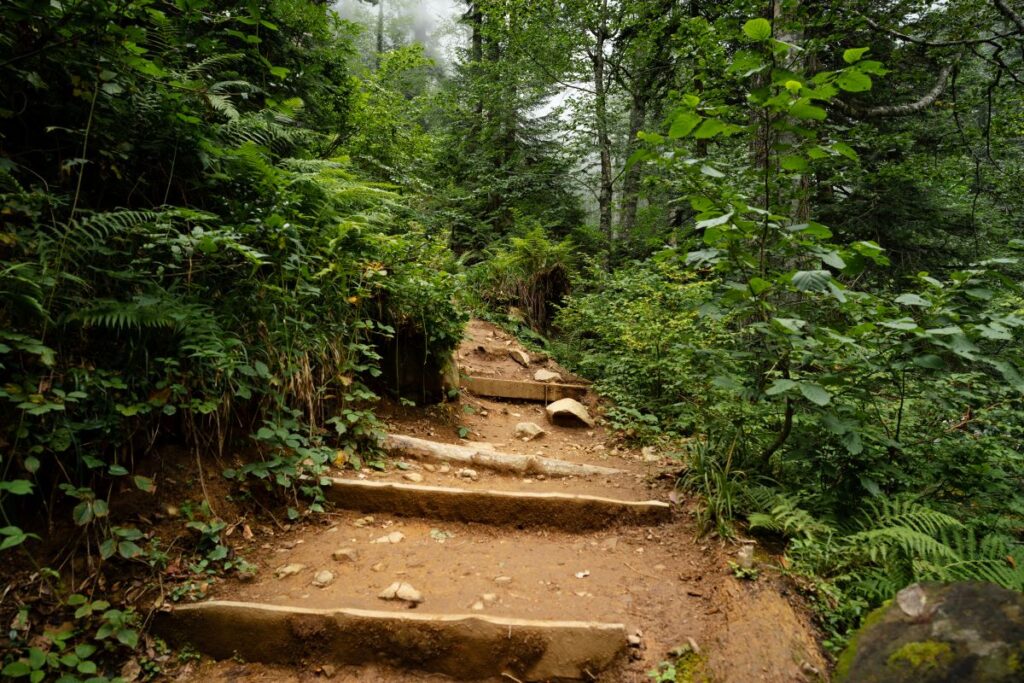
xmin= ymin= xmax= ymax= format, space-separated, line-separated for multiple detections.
xmin=461 ymin=376 xmax=589 ymax=402
xmin=326 ymin=478 xmax=671 ymax=531
xmin=154 ymin=601 xmax=626 ymax=681
xmin=384 ymin=433 xmax=625 ymax=477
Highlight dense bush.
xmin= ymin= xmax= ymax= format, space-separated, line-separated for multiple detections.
xmin=0 ymin=0 xmax=462 ymax=557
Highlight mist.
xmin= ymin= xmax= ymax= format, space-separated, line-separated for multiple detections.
xmin=332 ymin=0 xmax=465 ymax=66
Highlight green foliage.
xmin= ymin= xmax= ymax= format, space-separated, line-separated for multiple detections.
xmin=0 ymin=0 xmax=461 ymax=562
xmin=555 ymin=7 xmax=1024 ymax=648
xmin=468 ymin=221 xmax=576 ymax=331
xmin=3 ymin=593 xmax=143 ymax=682
xmin=554 ymin=258 xmax=731 ymax=441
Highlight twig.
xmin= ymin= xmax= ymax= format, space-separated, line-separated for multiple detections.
xmin=624 ymin=561 xmax=661 ymax=580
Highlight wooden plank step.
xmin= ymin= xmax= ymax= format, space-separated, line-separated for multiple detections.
xmin=384 ymin=433 xmax=625 ymax=477
xmin=154 ymin=601 xmax=626 ymax=681
xmin=326 ymin=478 xmax=669 ymax=531
xmin=461 ymin=376 xmax=589 ymax=402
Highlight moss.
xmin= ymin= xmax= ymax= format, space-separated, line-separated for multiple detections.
xmin=886 ymin=641 xmax=954 ymax=673
xmin=1007 ymin=649 xmax=1020 ymax=674
xmin=674 ymin=652 xmax=711 ymax=683
xmin=834 ymin=603 xmax=891 ymax=682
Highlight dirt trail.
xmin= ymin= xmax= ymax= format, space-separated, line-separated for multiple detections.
xmin=174 ymin=320 xmax=828 ymax=682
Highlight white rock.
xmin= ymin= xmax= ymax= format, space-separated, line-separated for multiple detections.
xmin=274 ymin=563 xmax=306 ymax=579
xmin=378 ymin=581 xmax=424 ymax=604
xmin=471 ymin=601 xmax=485 ymax=611
xmin=481 ymin=593 xmax=497 ymax=603
xmin=514 ymin=422 xmax=546 ymax=441
xmin=494 ymin=576 xmax=513 ymax=585
xmin=422 ymin=464 xmax=437 ymax=473
xmin=509 ymin=349 xmax=530 ymax=367
xmin=438 ymin=463 xmax=451 ymax=474
xmin=332 ymin=548 xmax=358 ymax=563
xmin=457 ymin=468 xmax=479 ymax=481
xmin=545 ymin=398 xmax=595 ymax=428
xmin=641 ymin=446 xmax=659 ymax=462
xmin=403 ymin=472 xmax=424 ymax=483
xmin=312 ymin=570 xmax=335 ymax=588
xmin=737 ymin=544 xmax=755 ymax=570
xmin=372 ymin=531 xmax=406 ymax=544
xmin=534 ymin=369 xmax=562 ymax=383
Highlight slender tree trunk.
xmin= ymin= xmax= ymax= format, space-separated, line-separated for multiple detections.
xmin=619 ymin=94 xmax=646 ymax=237
xmin=376 ymin=0 xmax=385 ymax=56
xmin=589 ymin=5 xmax=614 ymax=265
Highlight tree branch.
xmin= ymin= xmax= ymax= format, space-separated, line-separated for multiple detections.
xmin=994 ymin=0 xmax=1024 ymax=33
xmin=834 ymin=59 xmax=957 ymax=117
xmin=858 ymin=12 xmax=1019 ymax=47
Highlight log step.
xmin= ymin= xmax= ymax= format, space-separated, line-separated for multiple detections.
xmin=326 ymin=478 xmax=670 ymax=531
xmin=461 ymin=376 xmax=590 ymax=402
xmin=384 ymin=433 xmax=625 ymax=477
xmin=154 ymin=601 xmax=626 ymax=681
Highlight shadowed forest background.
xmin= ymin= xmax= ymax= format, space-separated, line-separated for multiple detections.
xmin=2 ymin=0 xmax=1024 ymax=679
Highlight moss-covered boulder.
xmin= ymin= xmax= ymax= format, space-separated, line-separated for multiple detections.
xmin=836 ymin=582 xmax=1024 ymax=682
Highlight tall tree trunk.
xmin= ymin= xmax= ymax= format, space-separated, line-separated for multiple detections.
xmin=619 ymin=94 xmax=646 ymax=238
xmin=590 ymin=3 xmax=614 ymax=266
xmin=374 ymin=0 xmax=385 ymax=69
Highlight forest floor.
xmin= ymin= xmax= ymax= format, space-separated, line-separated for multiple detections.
xmin=174 ymin=320 xmax=828 ymax=682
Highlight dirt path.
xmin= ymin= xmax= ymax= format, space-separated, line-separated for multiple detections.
xmin=168 ymin=321 xmax=828 ymax=682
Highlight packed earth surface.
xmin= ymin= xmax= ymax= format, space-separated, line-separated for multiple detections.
xmin=166 ymin=321 xmax=827 ymax=682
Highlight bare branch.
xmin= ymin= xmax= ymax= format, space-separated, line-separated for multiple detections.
xmin=834 ymin=59 xmax=957 ymax=118
xmin=994 ymin=0 xmax=1024 ymax=33
xmin=858 ymin=12 xmax=1019 ymax=47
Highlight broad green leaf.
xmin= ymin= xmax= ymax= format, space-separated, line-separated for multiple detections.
xmin=895 ymin=293 xmax=931 ymax=307
xmin=772 ymin=317 xmax=807 ymax=333
xmin=789 ymin=222 xmax=833 ymax=239
xmin=792 ymin=270 xmax=831 ymax=292
xmin=695 ymin=212 xmax=733 ymax=230
xmin=831 ymin=142 xmax=859 ymax=160
xmin=790 ymin=100 xmax=827 ymax=121
xmin=748 ymin=277 xmax=772 ymax=295
xmin=799 ymin=382 xmax=832 ymax=406
xmin=837 ymin=69 xmax=872 ymax=92
xmin=118 ymin=540 xmax=143 ymax=559
xmin=693 ymin=119 xmax=728 ymax=139
xmin=0 ymin=479 xmax=32 ymax=495
xmin=843 ymin=47 xmax=870 ymax=64
xmin=743 ymin=18 xmax=772 ymax=42
xmin=766 ymin=379 xmax=797 ymax=395
xmin=780 ymin=155 xmax=808 ymax=172
xmin=133 ymin=476 xmax=156 ymax=493
xmin=73 ymin=502 xmax=93 ymax=526
xmin=729 ymin=50 xmax=767 ymax=77
xmin=2 ymin=662 xmax=31 ymax=677
xmin=668 ymin=111 xmax=702 ymax=139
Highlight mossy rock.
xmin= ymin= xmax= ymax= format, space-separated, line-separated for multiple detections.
xmin=835 ymin=582 xmax=1024 ymax=683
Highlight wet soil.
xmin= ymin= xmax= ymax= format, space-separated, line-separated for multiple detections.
xmin=176 ymin=320 xmax=828 ymax=683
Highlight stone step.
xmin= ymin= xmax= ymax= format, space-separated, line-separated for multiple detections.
xmin=461 ymin=375 xmax=590 ymax=402
xmin=326 ymin=478 xmax=671 ymax=531
xmin=384 ymin=433 xmax=625 ymax=477
xmin=154 ymin=601 xmax=626 ymax=681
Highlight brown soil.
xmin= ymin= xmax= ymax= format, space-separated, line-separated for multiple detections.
xmin=174 ymin=320 xmax=828 ymax=683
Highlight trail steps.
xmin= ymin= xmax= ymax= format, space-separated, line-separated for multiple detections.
xmin=156 ymin=320 xmax=829 ymax=682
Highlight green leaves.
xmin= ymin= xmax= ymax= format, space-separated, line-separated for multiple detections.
xmin=0 ymin=479 xmax=32 ymax=495
xmin=668 ymin=111 xmax=701 ymax=139
xmin=837 ymin=68 xmax=872 ymax=92
xmin=789 ymin=99 xmax=827 ymax=121
xmin=843 ymin=47 xmax=870 ymax=64
xmin=792 ymin=270 xmax=832 ymax=292
xmin=742 ymin=18 xmax=772 ymax=42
